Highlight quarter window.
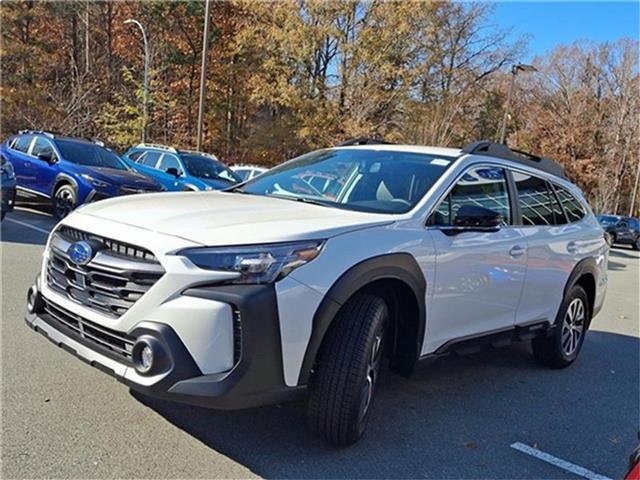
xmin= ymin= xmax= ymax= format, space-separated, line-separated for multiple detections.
xmin=512 ymin=172 xmax=564 ymax=226
xmin=554 ymin=186 xmax=585 ymax=222
xmin=13 ymin=135 xmax=33 ymax=153
xmin=432 ymin=166 xmax=512 ymax=225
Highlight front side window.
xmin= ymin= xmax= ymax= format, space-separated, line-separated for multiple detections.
xmin=181 ymin=154 xmax=240 ymax=183
xmin=554 ymin=185 xmax=585 ymax=222
xmin=234 ymin=169 xmax=251 ymax=181
xmin=32 ymin=137 xmax=57 ymax=160
xmin=158 ymin=153 xmax=182 ymax=174
xmin=432 ymin=166 xmax=512 ymax=225
xmin=513 ymin=172 xmax=564 ymax=226
xmin=13 ymin=135 xmax=33 ymax=153
xmin=54 ymin=139 xmax=128 ymax=170
xmin=240 ymin=149 xmax=455 ymax=214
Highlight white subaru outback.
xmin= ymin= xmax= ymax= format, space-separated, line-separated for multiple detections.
xmin=25 ymin=140 xmax=608 ymax=446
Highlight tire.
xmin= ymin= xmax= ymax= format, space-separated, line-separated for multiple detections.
xmin=52 ymin=183 xmax=78 ymax=219
xmin=532 ymin=285 xmax=590 ymax=369
xmin=633 ymin=236 xmax=640 ymax=251
xmin=307 ymin=293 xmax=388 ymax=446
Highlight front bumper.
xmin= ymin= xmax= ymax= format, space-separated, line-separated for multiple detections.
xmin=26 ymin=280 xmax=305 ymax=410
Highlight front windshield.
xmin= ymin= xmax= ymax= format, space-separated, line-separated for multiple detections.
xmin=55 ymin=139 xmax=128 ymax=170
xmin=239 ymin=149 xmax=455 ymax=214
xmin=181 ymin=154 xmax=240 ymax=183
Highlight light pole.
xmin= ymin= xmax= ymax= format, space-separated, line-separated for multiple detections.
xmin=124 ymin=19 xmax=150 ymax=143
xmin=498 ymin=63 xmax=537 ymax=144
xmin=196 ymin=0 xmax=212 ymax=151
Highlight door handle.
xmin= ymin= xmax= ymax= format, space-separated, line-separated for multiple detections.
xmin=567 ymin=241 xmax=578 ymax=254
xmin=509 ymin=245 xmax=526 ymax=257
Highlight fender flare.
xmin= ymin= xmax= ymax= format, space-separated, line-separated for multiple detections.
xmin=562 ymin=257 xmax=598 ymax=324
xmin=52 ymin=173 xmax=79 ymax=197
xmin=297 ymin=253 xmax=426 ymax=385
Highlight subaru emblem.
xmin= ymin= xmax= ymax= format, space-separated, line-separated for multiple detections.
xmin=67 ymin=241 xmax=94 ymax=266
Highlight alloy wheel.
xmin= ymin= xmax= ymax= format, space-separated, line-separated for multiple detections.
xmin=54 ymin=188 xmax=75 ymax=218
xmin=358 ymin=333 xmax=383 ymax=425
xmin=561 ymin=298 xmax=585 ymax=356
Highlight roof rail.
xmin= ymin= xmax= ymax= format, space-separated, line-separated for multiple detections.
xmin=338 ymin=137 xmax=391 ymax=146
xmin=179 ymin=149 xmax=218 ymax=159
xmin=18 ymin=130 xmax=55 ymax=139
xmin=136 ymin=143 xmax=177 ymax=153
xmin=461 ymin=140 xmax=566 ymax=179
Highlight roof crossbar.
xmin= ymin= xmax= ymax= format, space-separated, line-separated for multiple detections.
xmin=461 ymin=140 xmax=566 ymax=179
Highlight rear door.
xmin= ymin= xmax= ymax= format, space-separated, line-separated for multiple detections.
xmin=424 ymin=165 xmax=527 ymax=353
xmin=8 ymin=135 xmax=35 ymax=188
xmin=510 ymin=170 xmax=582 ymax=326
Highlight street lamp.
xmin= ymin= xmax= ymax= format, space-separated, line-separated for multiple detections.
xmin=124 ymin=19 xmax=150 ymax=143
xmin=498 ymin=63 xmax=537 ymax=144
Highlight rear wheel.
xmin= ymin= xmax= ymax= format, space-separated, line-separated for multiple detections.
xmin=532 ymin=285 xmax=589 ymax=368
xmin=307 ymin=293 xmax=388 ymax=446
xmin=52 ymin=183 xmax=77 ymax=219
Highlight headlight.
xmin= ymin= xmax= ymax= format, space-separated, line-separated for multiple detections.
xmin=81 ymin=174 xmax=110 ymax=189
xmin=1 ymin=161 xmax=15 ymax=179
xmin=179 ymin=240 xmax=324 ymax=284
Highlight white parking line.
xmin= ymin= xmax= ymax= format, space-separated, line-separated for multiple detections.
xmin=4 ymin=218 xmax=51 ymax=235
xmin=511 ymin=442 xmax=613 ymax=480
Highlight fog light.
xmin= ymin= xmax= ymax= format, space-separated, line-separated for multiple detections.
xmin=140 ymin=345 xmax=153 ymax=371
xmin=27 ymin=284 xmax=43 ymax=314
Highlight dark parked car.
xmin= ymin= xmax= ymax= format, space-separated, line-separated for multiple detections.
xmin=1 ymin=155 xmax=16 ymax=221
xmin=0 ymin=131 xmax=164 ymax=219
xmin=596 ymin=214 xmax=640 ymax=250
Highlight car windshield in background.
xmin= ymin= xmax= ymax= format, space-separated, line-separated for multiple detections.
xmin=597 ymin=215 xmax=621 ymax=225
xmin=238 ymin=149 xmax=455 ymax=214
xmin=181 ymin=154 xmax=240 ymax=183
xmin=54 ymin=139 xmax=128 ymax=170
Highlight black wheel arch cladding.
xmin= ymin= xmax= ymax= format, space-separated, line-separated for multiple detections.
xmin=562 ymin=257 xmax=598 ymax=325
xmin=298 ymin=252 xmax=426 ymax=385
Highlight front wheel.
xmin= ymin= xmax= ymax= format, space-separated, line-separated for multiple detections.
xmin=633 ymin=236 xmax=640 ymax=251
xmin=307 ymin=293 xmax=388 ymax=446
xmin=604 ymin=232 xmax=614 ymax=247
xmin=52 ymin=183 xmax=78 ymax=219
xmin=532 ymin=285 xmax=589 ymax=368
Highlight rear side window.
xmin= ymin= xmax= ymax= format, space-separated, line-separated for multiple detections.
xmin=554 ymin=185 xmax=585 ymax=222
xmin=512 ymin=172 xmax=564 ymax=226
xmin=139 ymin=151 xmax=162 ymax=168
xmin=432 ymin=166 xmax=512 ymax=225
xmin=13 ymin=135 xmax=33 ymax=153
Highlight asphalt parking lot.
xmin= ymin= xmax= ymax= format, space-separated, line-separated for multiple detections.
xmin=1 ymin=206 xmax=639 ymax=479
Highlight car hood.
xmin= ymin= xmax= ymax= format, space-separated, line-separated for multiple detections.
xmin=77 ymin=166 xmax=160 ymax=188
xmin=199 ymin=177 xmax=237 ymax=190
xmin=77 ymin=192 xmax=394 ymax=246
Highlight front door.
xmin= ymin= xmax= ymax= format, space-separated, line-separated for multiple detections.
xmin=423 ymin=165 xmax=527 ymax=354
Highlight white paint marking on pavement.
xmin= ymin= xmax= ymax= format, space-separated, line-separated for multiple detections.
xmin=510 ymin=442 xmax=612 ymax=480
xmin=4 ymin=218 xmax=51 ymax=235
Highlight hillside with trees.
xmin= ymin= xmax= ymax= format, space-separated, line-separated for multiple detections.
xmin=1 ymin=0 xmax=638 ymax=215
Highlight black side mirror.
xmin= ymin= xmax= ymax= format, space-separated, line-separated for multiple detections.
xmin=454 ymin=205 xmax=504 ymax=230
xmin=37 ymin=151 xmax=54 ymax=163
xmin=454 ymin=205 xmax=504 ymax=229
xmin=166 ymin=167 xmax=180 ymax=177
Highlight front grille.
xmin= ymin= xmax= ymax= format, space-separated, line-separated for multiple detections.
xmin=42 ymin=298 xmax=134 ymax=364
xmin=46 ymin=226 xmax=164 ymax=317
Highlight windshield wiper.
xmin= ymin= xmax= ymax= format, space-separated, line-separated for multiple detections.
xmin=267 ymin=193 xmax=332 ymax=208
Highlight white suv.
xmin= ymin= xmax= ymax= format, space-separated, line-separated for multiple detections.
xmin=25 ymin=140 xmax=608 ymax=446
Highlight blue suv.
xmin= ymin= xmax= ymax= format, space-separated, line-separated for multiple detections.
xmin=1 ymin=131 xmax=163 ymax=219
xmin=122 ymin=144 xmax=241 ymax=191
